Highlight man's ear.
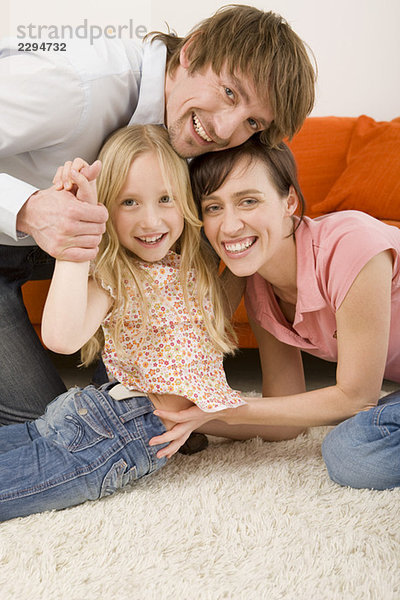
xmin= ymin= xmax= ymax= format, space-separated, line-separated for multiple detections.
xmin=179 ymin=35 xmax=199 ymax=69
xmin=179 ymin=41 xmax=191 ymax=69
xmin=285 ymin=186 xmax=299 ymax=216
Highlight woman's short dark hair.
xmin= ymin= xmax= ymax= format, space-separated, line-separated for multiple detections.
xmin=189 ymin=135 xmax=306 ymax=226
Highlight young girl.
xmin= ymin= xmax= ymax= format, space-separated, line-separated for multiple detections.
xmin=152 ymin=136 xmax=400 ymax=491
xmin=0 ymin=124 xmax=246 ymax=522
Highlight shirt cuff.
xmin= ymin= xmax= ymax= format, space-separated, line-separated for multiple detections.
xmin=0 ymin=173 xmax=38 ymax=241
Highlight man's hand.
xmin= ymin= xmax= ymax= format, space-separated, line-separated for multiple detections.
xmin=149 ymin=405 xmax=216 ymax=459
xmin=17 ymin=159 xmax=107 ymax=261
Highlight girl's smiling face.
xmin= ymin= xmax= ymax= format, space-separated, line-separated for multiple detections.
xmin=111 ymin=151 xmax=184 ymax=262
xmin=201 ymin=157 xmax=298 ymax=278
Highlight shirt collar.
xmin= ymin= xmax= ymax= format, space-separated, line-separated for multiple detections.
xmin=293 ymin=217 xmax=327 ymax=324
xmin=129 ymin=38 xmax=166 ymax=126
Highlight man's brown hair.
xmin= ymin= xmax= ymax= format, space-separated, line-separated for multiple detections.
xmin=150 ymin=4 xmax=316 ymax=146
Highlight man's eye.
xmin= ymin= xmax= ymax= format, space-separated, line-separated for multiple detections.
xmin=225 ymin=87 xmax=234 ymax=99
xmin=248 ymin=118 xmax=259 ymax=130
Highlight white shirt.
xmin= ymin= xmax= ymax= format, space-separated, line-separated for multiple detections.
xmin=0 ymin=37 xmax=166 ymax=245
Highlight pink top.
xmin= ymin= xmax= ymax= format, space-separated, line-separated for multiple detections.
xmin=245 ymin=211 xmax=400 ymax=383
xmin=101 ymin=251 xmax=245 ymax=412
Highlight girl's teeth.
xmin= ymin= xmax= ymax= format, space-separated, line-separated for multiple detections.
xmin=140 ymin=235 xmax=163 ymax=243
xmin=192 ymin=114 xmax=212 ymax=142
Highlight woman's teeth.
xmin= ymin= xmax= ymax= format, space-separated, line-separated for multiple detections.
xmin=192 ymin=114 xmax=212 ymax=142
xmin=224 ymin=238 xmax=255 ymax=253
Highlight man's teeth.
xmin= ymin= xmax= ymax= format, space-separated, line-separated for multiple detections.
xmin=224 ymin=239 xmax=255 ymax=253
xmin=193 ymin=114 xmax=212 ymax=142
xmin=139 ymin=234 xmax=164 ymax=244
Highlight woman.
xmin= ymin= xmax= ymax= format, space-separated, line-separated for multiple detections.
xmin=150 ymin=135 xmax=400 ymax=490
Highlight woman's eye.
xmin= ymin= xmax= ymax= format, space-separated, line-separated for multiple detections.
xmin=122 ymin=199 xmax=136 ymax=206
xmin=225 ymin=87 xmax=234 ymax=99
xmin=160 ymin=195 xmax=173 ymax=204
xmin=241 ymin=198 xmax=258 ymax=207
xmin=203 ymin=204 xmax=220 ymax=214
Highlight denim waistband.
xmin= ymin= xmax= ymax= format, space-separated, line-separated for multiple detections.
xmin=79 ymin=385 xmax=167 ymax=463
xmin=35 ymin=384 xmax=164 ymax=444
xmin=85 ymin=383 xmax=158 ymax=426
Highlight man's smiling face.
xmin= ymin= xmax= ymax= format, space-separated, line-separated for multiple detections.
xmin=164 ymin=48 xmax=274 ymax=158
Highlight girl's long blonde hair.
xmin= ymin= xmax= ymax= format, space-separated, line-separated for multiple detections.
xmin=81 ymin=124 xmax=236 ymax=366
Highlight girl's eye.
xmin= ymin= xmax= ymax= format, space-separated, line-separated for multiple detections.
xmin=225 ymin=87 xmax=234 ymax=99
xmin=160 ymin=195 xmax=173 ymax=204
xmin=248 ymin=118 xmax=259 ymax=130
xmin=122 ymin=199 xmax=136 ymax=206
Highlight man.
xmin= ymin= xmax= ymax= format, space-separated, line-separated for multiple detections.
xmin=0 ymin=5 xmax=316 ymax=424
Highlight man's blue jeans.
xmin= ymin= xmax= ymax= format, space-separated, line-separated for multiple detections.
xmin=0 ymin=245 xmax=66 ymax=424
xmin=322 ymin=390 xmax=400 ymax=490
xmin=0 ymin=244 xmax=108 ymax=424
xmin=0 ymin=383 xmax=168 ymax=521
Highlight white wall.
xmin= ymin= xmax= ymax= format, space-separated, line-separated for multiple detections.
xmin=3 ymin=0 xmax=400 ymax=120
xmin=149 ymin=0 xmax=400 ymax=121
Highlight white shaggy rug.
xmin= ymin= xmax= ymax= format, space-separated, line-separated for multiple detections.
xmin=1 ymin=425 xmax=399 ymax=600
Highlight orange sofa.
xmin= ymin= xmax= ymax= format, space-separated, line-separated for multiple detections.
xmin=22 ymin=115 xmax=400 ymax=347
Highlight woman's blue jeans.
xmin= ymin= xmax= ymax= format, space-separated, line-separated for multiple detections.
xmin=322 ymin=390 xmax=400 ymax=490
xmin=0 ymin=383 xmax=167 ymax=521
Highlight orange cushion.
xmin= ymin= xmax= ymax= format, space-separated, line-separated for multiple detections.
xmin=286 ymin=116 xmax=356 ymax=213
xmin=382 ymin=219 xmax=400 ymax=228
xmin=21 ymin=279 xmax=51 ymax=345
xmin=21 ymin=279 xmax=51 ymax=324
xmin=232 ymin=299 xmax=258 ymax=348
xmin=311 ymin=115 xmax=400 ymax=219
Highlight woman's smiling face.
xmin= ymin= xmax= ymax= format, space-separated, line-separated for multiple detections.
xmin=200 ymin=157 xmax=297 ymax=277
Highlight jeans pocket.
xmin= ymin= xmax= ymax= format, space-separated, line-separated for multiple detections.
xmin=36 ymin=387 xmax=115 ymax=453
xmin=69 ymin=389 xmax=114 ymax=452
xmin=99 ymin=458 xmax=137 ymax=498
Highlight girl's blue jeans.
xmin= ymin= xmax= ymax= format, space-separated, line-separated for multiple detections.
xmin=0 ymin=383 xmax=167 ymax=521
xmin=322 ymin=389 xmax=400 ymax=490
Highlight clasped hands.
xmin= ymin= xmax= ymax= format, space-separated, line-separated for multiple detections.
xmin=17 ymin=158 xmax=108 ymax=261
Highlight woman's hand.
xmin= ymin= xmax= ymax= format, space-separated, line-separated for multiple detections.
xmin=149 ymin=405 xmax=216 ymax=459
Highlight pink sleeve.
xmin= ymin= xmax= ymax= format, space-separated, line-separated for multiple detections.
xmin=318 ymin=218 xmax=399 ymax=311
